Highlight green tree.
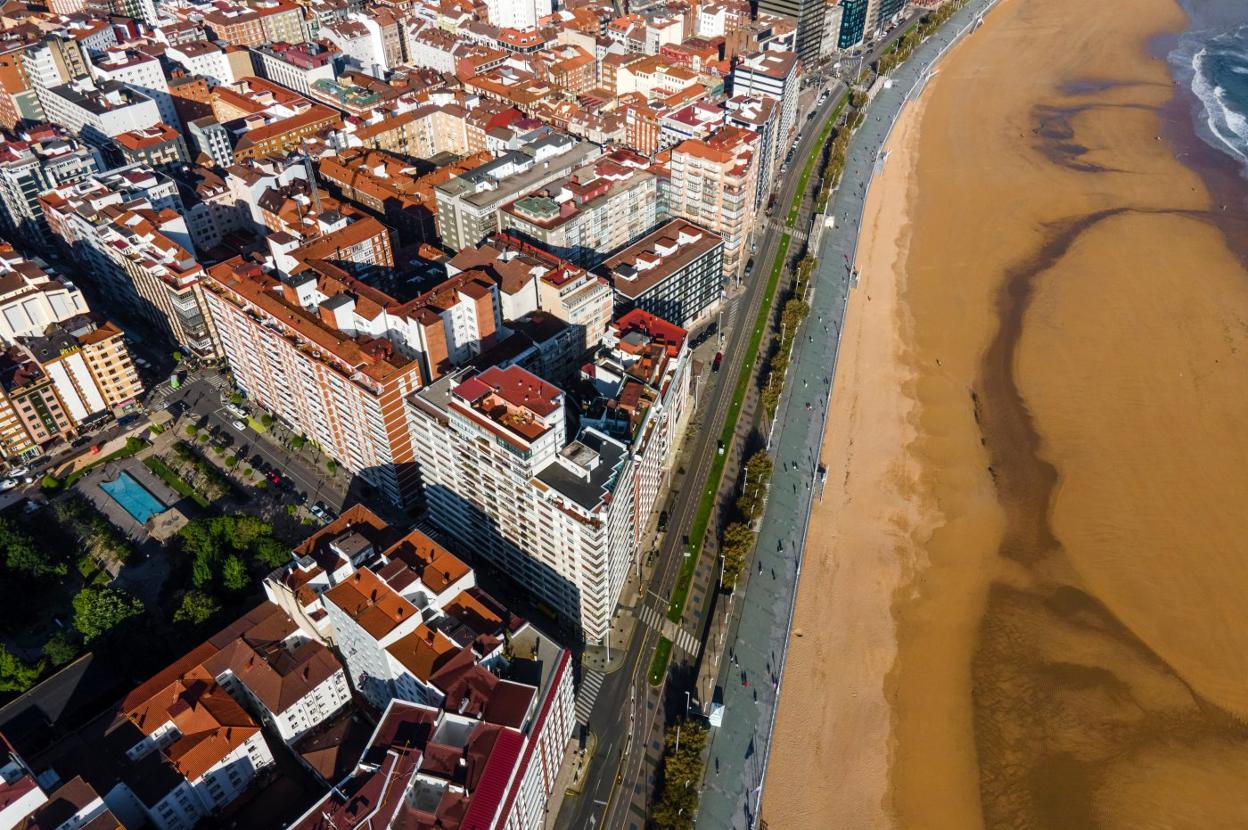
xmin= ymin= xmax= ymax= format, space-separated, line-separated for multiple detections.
xmin=42 ymin=633 xmax=79 ymax=666
xmin=261 ymin=414 xmax=274 ymax=428
xmin=0 ymin=518 xmax=65 ymax=579
xmin=326 ymin=459 xmax=338 ymax=474
xmin=185 ymin=424 xmax=198 ymax=437
xmin=252 ymin=536 xmax=289 ymax=569
xmin=72 ymin=586 xmax=143 ymax=642
xmin=230 ymin=392 xmax=243 ymax=406
xmin=651 ymin=721 xmax=709 ymax=830
xmin=172 ymin=350 xmax=183 ymax=362
xmin=720 ymin=521 xmax=754 ymax=587
xmin=191 ymin=550 xmax=216 ymax=588
xmin=737 ymin=451 xmax=774 ymax=520
xmin=0 ymin=645 xmax=45 ymax=693
xmin=173 ymin=590 xmax=221 ymax=625
xmin=290 ymin=435 xmax=306 ymax=450
xmin=222 ymin=555 xmax=248 ymax=592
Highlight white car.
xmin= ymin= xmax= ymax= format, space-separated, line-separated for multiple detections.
xmin=0 ymin=478 xmax=17 ymax=491
xmin=231 ymin=419 xmax=247 ymax=431
xmin=226 ymin=404 xmax=246 ymax=418
xmin=8 ymin=465 xmax=29 ymax=477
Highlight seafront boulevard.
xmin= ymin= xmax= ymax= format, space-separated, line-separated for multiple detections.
xmin=695 ymin=0 xmax=1003 ymax=826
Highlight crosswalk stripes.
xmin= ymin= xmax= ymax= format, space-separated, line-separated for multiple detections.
xmin=636 ymin=603 xmax=700 ymax=655
xmin=575 ymin=670 xmax=604 ymax=725
xmin=672 ymin=627 xmax=699 ymax=655
xmin=637 ymin=603 xmax=664 ymax=632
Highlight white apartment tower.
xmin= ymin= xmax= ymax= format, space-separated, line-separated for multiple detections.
xmin=408 ymin=310 xmax=690 ymax=642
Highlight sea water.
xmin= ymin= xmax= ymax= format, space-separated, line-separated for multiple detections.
xmin=1174 ymin=0 xmax=1248 ymax=172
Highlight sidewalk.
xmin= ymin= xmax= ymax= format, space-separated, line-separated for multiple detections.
xmin=545 ymin=729 xmax=597 ymax=828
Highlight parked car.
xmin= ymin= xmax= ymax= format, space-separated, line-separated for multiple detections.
xmin=712 ymin=352 xmax=723 ymax=372
xmin=0 ymin=478 xmax=17 ymax=491
xmin=7 ymin=465 xmax=29 ymax=477
xmin=717 ymin=440 xmax=725 ymax=456
xmin=225 ymin=404 xmax=246 ymax=418
xmin=658 ymin=511 xmax=668 ymax=532
xmin=267 ymin=470 xmax=283 ymax=486
xmin=231 ymin=419 xmax=247 ymax=431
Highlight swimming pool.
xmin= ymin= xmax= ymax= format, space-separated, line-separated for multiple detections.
xmin=100 ymin=471 xmax=167 ymax=524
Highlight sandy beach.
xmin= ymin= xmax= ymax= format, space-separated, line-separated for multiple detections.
xmin=764 ymin=0 xmax=1248 ymax=826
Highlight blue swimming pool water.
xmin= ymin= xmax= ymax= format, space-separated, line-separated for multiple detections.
xmin=100 ymin=471 xmax=166 ymax=524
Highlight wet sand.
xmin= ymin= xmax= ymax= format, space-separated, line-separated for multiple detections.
xmin=765 ymin=0 xmax=1248 ymax=826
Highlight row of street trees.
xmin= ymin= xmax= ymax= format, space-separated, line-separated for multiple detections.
xmin=650 ymin=720 xmax=709 ymax=830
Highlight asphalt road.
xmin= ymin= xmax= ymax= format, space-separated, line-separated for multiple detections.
xmin=169 ymin=373 xmax=349 ymax=512
xmin=554 ymin=81 xmax=855 ymax=830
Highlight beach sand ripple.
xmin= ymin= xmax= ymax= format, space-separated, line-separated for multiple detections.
xmin=765 ymin=0 xmax=1248 ymax=827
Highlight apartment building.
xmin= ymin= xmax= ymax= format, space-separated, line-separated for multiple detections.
xmin=724 ymin=94 xmax=779 ymax=207
xmin=40 ymin=78 xmax=161 ymax=152
xmin=317 ymin=147 xmax=493 ymax=245
xmin=165 ymin=40 xmax=234 ymax=87
xmin=600 ymin=219 xmax=725 ymax=327
xmin=0 ymin=766 xmax=123 ymax=830
xmin=0 ymin=124 xmax=98 ymax=246
xmin=759 ymin=0 xmax=826 ymax=64
xmin=499 ymin=147 xmax=659 ymax=269
xmin=112 ymin=123 xmax=190 ymax=172
xmin=201 ymin=258 xmax=425 ymax=506
xmin=90 ymin=48 xmax=179 ymax=129
xmin=265 ymin=506 xmax=575 ymax=829
xmin=203 ymin=2 xmax=306 ymax=48
xmin=20 ymin=33 xmax=92 ymax=120
xmin=0 ymin=245 xmax=88 ymax=343
xmin=96 ymin=608 xmax=348 ymax=829
xmin=0 ymin=43 xmax=41 ymax=130
xmin=447 ymin=234 xmax=614 ymax=352
xmin=668 ymin=125 xmax=760 ymax=277
xmin=408 ymin=314 xmax=690 ymax=641
xmin=0 ymin=349 xmax=74 ymax=460
xmin=21 ymin=317 xmax=143 ymax=423
xmin=660 ymin=99 xmax=727 ymax=148
xmin=250 ymin=42 xmax=335 ymax=97
xmin=731 ymin=49 xmax=801 ymax=159
xmin=40 ymin=166 xmax=221 ymax=358
xmin=434 ymin=131 xmax=601 ymax=252
xmin=212 ymin=77 xmax=342 ymax=163
xmin=484 ymin=0 xmax=553 ymax=31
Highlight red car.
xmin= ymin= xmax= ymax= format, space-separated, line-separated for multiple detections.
xmin=712 ymin=352 xmax=723 ymax=372
xmin=267 ymin=470 xmax=283 ymax=485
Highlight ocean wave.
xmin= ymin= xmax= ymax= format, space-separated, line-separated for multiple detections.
xmin=1189 ymin=43 xmax=1248 ymax=167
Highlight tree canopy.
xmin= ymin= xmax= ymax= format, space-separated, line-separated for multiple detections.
xmin=72 ymin=586 xmax=143 ymax=642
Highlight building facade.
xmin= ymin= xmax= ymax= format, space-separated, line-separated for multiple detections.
xmin=599 ymin=219 xmax=725 ymax=327
xmin=667 ymin=126 xmax=760 ymax=278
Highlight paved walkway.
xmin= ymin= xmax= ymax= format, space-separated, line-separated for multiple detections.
xmin=697 ymin=3 xmax=1004 ymax=827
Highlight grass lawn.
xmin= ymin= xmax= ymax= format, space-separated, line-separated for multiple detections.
xmin=648 ymin=637 xmax=673 ymax=686
xmin=143 ymin=456 xmax=210 ymax=509
xmin=246 ymin=417 xmax=267 ymax=433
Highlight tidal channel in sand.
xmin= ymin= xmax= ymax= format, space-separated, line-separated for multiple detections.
xmin=765 ymin=0 xmax=1248 ymax=827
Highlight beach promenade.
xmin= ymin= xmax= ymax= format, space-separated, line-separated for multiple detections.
xmin=696 ymin=2 xmax=1000 ymax=827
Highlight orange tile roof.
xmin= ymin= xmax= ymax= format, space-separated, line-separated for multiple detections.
xmin=386 ymin=624 xmax=458 ymax=682
xmin=323 ymin=567 xmax=418 ymax=640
